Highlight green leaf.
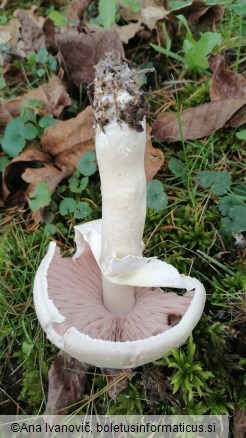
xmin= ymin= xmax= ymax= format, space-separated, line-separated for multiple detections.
xmin=28 ymin=182 xmax=52 ymax=211
xmin=231 ymin=0 xmax=246 ymax=16
xmin=22 ymin=122 xmax=38 ymax=140
xmin=44 ymin=224 xmax=57 ymax=235
xmin=2 ymin=118 xmax=26 ymax=157
xmin=236 ymin=129 xmax=246 ymax=140
xmin=121 ymin=0 xmax=141 ymax=12
xmin=198 ymin=170 xmax=232 ymax=196
xmin=220 ymin=206 xmax=246 ymax=235
xmin=74 ymin=201 xmax=92 ymax=219
xmin=48 ymin=10 xmax=68 ymax=27
xmin=147 ymin=179 xmax=168 ymax=211
xmin=39 ymin=114 xmax=59 ymax=129
xmin=77 ymin=151 xmax=97 ymax=176
xmin=98 ymin=0 xmax=117 ymax=29
xmin=217 ymin=195 xmax=242 ymax=216
xmin=169 ymin=0 xmax=190 ymax=10
xmin=168 ymin=157 xmax=186 ymax=178
xmin=69 ymin=175 xmax=88 ymax=193
xmin=150 ymin=43 xmax=185 ymax=64
xmin=184 ymin=32 xmax=221 ymax=69
xmin=59 ymin=198 xmax=77 ymax=216
xmin=0 ymin=156 xmax=9 ymax=172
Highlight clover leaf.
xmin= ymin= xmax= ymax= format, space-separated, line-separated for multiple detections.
xmin=74 ymin=202 xmax=92 ymax=219
xmin=2 ymin=117 xmax=38 ymax=157
xmin=77 ymin=151 xmax=97 ymax=176
xmin=198 ymin=170 xmax=232 ymax=196
xmin=147 ymin=179 xmax=168 ymax=211
xmin=59 ymin=198 xmax=77 ymax=216
xmin=28 ymin=182 xmax=52 ymax=212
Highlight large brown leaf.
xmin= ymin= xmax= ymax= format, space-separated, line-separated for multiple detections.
xmin=171 ymin=0 xmax=224 ymax=28
xmin=13 ymin=8 xmax=45 ymax=54
xmin=67 ymin=0 xmax=92 ymax=21
xmin=42 ymin=105 xmax=94 ymax=156
xmin=0 ymin=75 xmax=71 ymax=128
xmin=23 ymin=164 xmax=71 ymax=221
xmin=209 ymin=55 xmax=246 ymax=127
xmin=1 ymin=147 xmax=50 ymax=202
xmin=209 ymin=55 xmax=246 ymax=101
xmin=56 ymin=29 xmax=124 ymax=87
xmin=152 ymin=98 xmax=246 ymax=143
xmin=45 ymin=351 xmax=89 ymax=414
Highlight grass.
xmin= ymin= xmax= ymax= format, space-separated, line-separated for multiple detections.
xmin=0 ymin=0 xmax=246 ymax=421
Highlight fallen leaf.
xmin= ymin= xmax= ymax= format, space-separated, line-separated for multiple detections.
xmin=145 ymin=125 xmax=164 ymax=180
xmin=104 ymin=368 xmax=133 ymax=400
xmin=118 ymin=0 xmax=168 ymax=30
xmin=234 ymin=408 xmax=246 ymax=438
xmin=55 ymin=139 xmax=95 ymax=171
xmin=3 ymin=63 xmax=25 ymax=86
xmin=56 ymin=29 xmax=124 ymax=87
xmin=113 ymin=22 xmax=144 ymax=44
xmin=23 ymin=164 xmax=71 ymax=194
xmin=1 ymin=147 xmax=50 ymax=202
xmin=209 ymin=55 xmax=246 ymax=100
xmin=42 ymin=105 xmax=94 ymax=156
xmin=171 ymin=0 xmax=224 ymax=28
xmin=0 ymin=75 xmax=71 ymax=125
xmin=152 ymin=98 xmax=246 ymax=143
xmin=23 ymin=164 xmax=71 ymax=221
xmin=67 ymin=0 xmax=91 ymax=21
xmin=45 ymin=350 xmax=89 ymax=414
xmin=13 ymin=8 xmax=45 ymax=54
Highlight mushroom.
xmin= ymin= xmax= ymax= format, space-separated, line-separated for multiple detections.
xmin=33 ymin=54 xmax=206 ymax=369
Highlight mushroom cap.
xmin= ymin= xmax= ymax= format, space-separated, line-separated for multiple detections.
xmin=33 ymin=220 xmax=206 ymax=369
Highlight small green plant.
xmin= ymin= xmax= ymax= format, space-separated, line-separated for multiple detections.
xmin=166 ymin=337 xmax=213 ymax=404
xmin=147 ymin=179 xmax=168 ymax=211
xmin=198 ymin=170 xmax=246 ymax=235
xmin=198 ymin=170 xmax=232 ymax=196
xmin=26 ymin=48 xmax=57 ymax=78
xmin=28 ymin=182 xmax=52 ymax=212
xmin=1 ymin=101 xmax=58 ymax=157
xmin=92 ymin=0 xmax=117 ymax=29
xmin=1 ymin=117 xmax=38 ymax=157
xmin=151 ymin=15 xmax=221 ymax=72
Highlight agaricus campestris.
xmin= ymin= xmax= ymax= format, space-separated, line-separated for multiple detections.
xmin=33 ymin=54 xmax=206 ymax=369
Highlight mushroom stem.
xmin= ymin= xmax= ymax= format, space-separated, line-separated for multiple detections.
xmin=94 ymin=55 xmax=147 ymax=314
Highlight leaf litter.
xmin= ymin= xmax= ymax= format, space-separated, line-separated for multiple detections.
xmin=152 ymin=55 xmax=246 ymax=142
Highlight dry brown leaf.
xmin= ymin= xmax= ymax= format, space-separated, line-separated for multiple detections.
xmin=145 ymin=125 xmax=164 ymax=180
xmin=209 ymin=55 xmax=246 ymax=101
xmin=234 ymin=408 xmax=246 ymax=438
xmin=23 ymin=164 xmax=71 ymax=221
xmin=114 ymin=22 xmax=144 ymax=44
xmin=14 ymin=8 xmax=45 ymax=54
xmin=1 ymin=147 xmax=50 ymax=202
xmin=46 ymin=351 xmax=89 ymax=414
xmin=152 ymin=98 xmax=246 ymax=143
xmin=0 ymin=76 xmax=71 ymax=126
xmin=23 ymin=164 xmax=71 ymax=195
xmin=42 ymin=105 xmax=94 ymax=156
xmin=67 ymin=0 xmax=91 ymax=21
xmin=118 ymin=0 xmax=168 ymax=30
xmin=171 ymin=0 xmax=224 ymax=28
xmin=56 ymin=29 xmax=124 ymax=87
xmin=104 ymin=368 xmax=133 ymax=400
xmin=3 ymin=63 xmax=25 ymax=86
xmin=55 ymin=139 xmax=95 ymax=171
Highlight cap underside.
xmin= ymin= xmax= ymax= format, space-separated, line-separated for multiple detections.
xmin=47 ymin=247 xmax=194 ymax=342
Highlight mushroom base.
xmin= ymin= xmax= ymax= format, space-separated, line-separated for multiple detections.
xmin=47 ymin=247 xmax=194 ymax=342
